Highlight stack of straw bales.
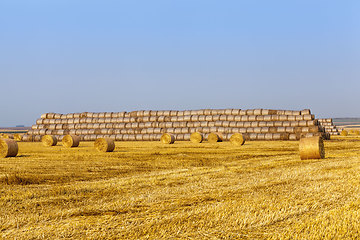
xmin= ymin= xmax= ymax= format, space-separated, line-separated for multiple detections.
xmin=23 ymin=109 xmax=329 ymax=142
xmin=318 ymin=118 xmax=340 ymax=135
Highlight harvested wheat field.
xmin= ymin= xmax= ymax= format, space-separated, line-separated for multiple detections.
xmin=1 ymin=136 xmax=360 ymax=239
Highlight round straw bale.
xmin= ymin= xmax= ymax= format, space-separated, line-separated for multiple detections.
xmin=340 ymin=130 xmax=348 ymax=136
xmin=190 ymin=132 xmax=203 ymax=143
xmin=208 ymin=133 xmax=222 ymax=143
xmin=62 ymin=135 xmax=80 ymax=148
xmin=22 ymin=135 xmax=33 ymax=142
xmin=1 ymin=134 xmax=9 ymax=139
xmin=94 ymin=138 xmax=115 ymax=152
xmin=230 ymin=133 xmax=245 ymax=146
xmin=246 ymin=109 xmax=254 ymax=115
xmin=301 ymin=109 xmax=311 ymax=115
xmin=42 ymin=135 xmax=58 ymax=146
xmin=355 ymin=130 xmax=360 ymax=135
xmin=0 ymin=139 xmax=18 ymax=158
xmin=13 ymin=134 xmax=23 ymax=142
xmin=299 ymin=136 xmax=325 ymax=160
xmin=160 ymin=133 xmax=175 ymax=144
xmin=253 ymin=109 xmax=262 ymax=115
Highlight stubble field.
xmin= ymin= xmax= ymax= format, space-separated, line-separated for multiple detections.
xmin=1 ymin=136 xmax=360 ymax=239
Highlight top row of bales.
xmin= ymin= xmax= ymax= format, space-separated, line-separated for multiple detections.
xmin=41 ymin=109 xmax=312 ymax=119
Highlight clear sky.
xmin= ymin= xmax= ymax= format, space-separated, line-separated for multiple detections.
xmin=1 ymin=0 xmax=359 ymax=127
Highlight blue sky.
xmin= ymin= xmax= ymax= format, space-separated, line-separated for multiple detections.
xmin=1 ymin=0 xmax=359 ymax=127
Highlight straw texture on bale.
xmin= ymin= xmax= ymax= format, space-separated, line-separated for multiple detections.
xmin=160 ymin=133 xmax=175 ymax=144
xmin=230 ymin=133 xmax=245 ymax=146
xmin=190 ymin=132 xmax=203 ymax=143
xmin=299 ymin=136 xmax=325 ymax=160
xmin=94 ymin=138 xmax=115 ymax=152
xmin=62 ymin=135 xmax=80 ymax=148
xmin=0 ymin=138 xmax=18 ymax=158
xmin=42 ymin=135 xmax=58 ymax=146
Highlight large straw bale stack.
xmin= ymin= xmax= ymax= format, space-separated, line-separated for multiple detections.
xmin=42 ymin=135 xmax=57 ymax=146
xmin=230 ymin=133 xmax=245 ymax=146
xmin=160 ymin=133 xmax=175 ymax=144
xmin=299 ymin=136 xmax=325 ymax=160
xmin=94 ymin=138 xmax=115 ymax=152
xmin=62 ymin=135 xmax=80 ymax=148
xmin=0 ymin=139 xmax=18 ymax=158
xmin=190 ymin=132 xmax=203 ymax=143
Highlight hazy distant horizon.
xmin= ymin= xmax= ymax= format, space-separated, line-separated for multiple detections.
xmin=1 ymin=0 xmax=359 ymax=127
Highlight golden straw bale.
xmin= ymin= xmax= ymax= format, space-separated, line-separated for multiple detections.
xmin=230 ymin=133 xmax=245 ymax=146
xmin=0 ymin=134 xmax=9 ymax=139
xmin=349 ymin=130 xmax=355 ymax=134
xmin=340 ymin=130 xmax=348 ymax=136
xmin=355 ymin=130 xmax=360 ymax=135
xmin=299 ymin=136 xmax=325 ymax=160
xmin=208 ymin=133 xmax=222 ymax=143
xmin=94 ymin=138 xmax=115 ymax=152
xmin=62 ymin=135 xmax=80 ymax=148
xmin=0 ymin=138 xmax=18 ymax=158
xmin=13 ymin=134 xmax=23 ymax=142
xmin=190 ymin=132 xmax=203 ymax=143
xmin=160 ymin=133 xmax=175 ymax=144
xmin=42 ymin=135 xmax=58 ymax=146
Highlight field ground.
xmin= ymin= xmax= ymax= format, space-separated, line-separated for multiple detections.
xmin=1 ymin=136 xmax=360 ymax=239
